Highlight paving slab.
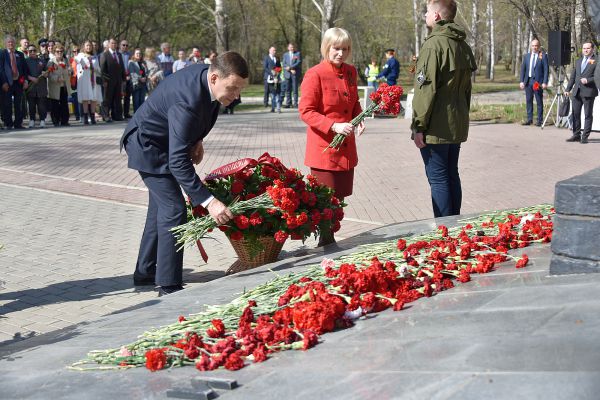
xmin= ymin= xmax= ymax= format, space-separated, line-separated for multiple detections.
xmin=1 ymin=214 xmax=599 ymax=399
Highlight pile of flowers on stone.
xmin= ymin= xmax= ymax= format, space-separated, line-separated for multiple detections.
xmin=71 ymin=205 xmax=553 ymax=372
xmin=172 ymin=153 xmax=345 ymax=254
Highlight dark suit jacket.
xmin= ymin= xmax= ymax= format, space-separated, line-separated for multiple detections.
xmin=99 ymin=50 xmax=126 ymax=84
xmin=520 ymin=52 xmax=549 ymax=85
xmin=567 ymin=56 xmax=598 ymax=98
xmin=0 ymin=49 xmax=29 ymax=87
xmin=263 ymin=55 xmax=280 ymax=81
xmin=120 ymin=64 xmax=220 ymax=206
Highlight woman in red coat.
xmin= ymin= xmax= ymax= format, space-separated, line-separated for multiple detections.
xmin=299 ymin=27 xmax=365 ymax=245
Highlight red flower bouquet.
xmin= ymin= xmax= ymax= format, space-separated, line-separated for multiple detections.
xmin=326 ymin=83 xmax=403 ymax=151
xmin=533 ymin=81 xmax=540 ymax=91
xmin=173 ymin=153 xmax=345 ymax=256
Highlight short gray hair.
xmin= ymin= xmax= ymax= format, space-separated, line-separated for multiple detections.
xmin=4 ymin=34 xmax=16 ymax=44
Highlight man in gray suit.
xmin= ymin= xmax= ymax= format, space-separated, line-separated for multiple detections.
xmin=566 ymin=42 xmax=597 ymax=144
xmin=120 ymin=52 xmax=249 ymax=296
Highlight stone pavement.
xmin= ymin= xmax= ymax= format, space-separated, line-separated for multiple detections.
xmin=1 ymin=215 xmax=599 ymax=399
xmin=0 ymin=109 xmax=599 ymax=347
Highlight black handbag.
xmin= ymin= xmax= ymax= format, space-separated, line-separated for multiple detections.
xmin=558 ymin=94 xmax=570 ymax=117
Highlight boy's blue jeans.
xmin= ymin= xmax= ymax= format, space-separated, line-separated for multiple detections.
xmin=419 ymin=143 xmax=462 ymax=218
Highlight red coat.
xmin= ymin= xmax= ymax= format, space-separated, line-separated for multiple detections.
xmin=299 ymin=61 xmax=362 ymax=171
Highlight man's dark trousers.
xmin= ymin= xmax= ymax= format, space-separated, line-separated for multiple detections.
xmin=571 ymin=95 xmax=595 ymax=138
xmin=2 ymin=85 xmax=24 ymax=127
xmin=123 ymin=80 xmax=133 ymax=117
xmin=263 ymin=80 xmax=269 ymax=107
xmin=525 ymin=82 xmax=543 ymax=123
xmin=285 ymin=74 xmax=299 ymax=106
xmin=136 ymin=171 xmax=186 ymax=286
xmin=420 ymin=143 xmax=462 ymax=218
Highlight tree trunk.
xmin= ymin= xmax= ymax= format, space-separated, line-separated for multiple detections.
xmin=215 ymin=0 xmax=228 ymax=53
xmin=312 ymin=0 xmax=341 ymax=39
xmin=412 ymin=0 xmax=421 ymax=56
xmin=514 ymin=15 xmax=522 ymax=77
xmin=471 ymin=0 xmax=479 ymax=81
xmin=486 ymin=0 xmax=495 ymax=80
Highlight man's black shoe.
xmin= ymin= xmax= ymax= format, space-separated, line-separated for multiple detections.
xmin=566 ymin=135 xmax=581 ymax=142
xmin=521 ymin=120 xmax=532 ymax=126
xmin=535 ymin=121 xmax=542 ymax=127
xmin=133 ymin=274 xmax=156 ymax=286
xmin=581 ymin=135 xmax=589 ymax=144
xmin=284 ymin=105 xmax=291 ymax=109
xmin=124 ymin=114 xmax=132 ymax=119
xmin=105 ymin=118 xmax=113 ymax=123
xmin=158 ymin=285 xmax=184 ymax=297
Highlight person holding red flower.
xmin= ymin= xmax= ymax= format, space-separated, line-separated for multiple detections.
xmin=299 ymin=27 xmax=365 ymax=246
xmin=47 ymin=44 xmax=72 ymax=127
xmin=519 ymin=38 xmax=549 ymax=126
xmin=266 ymin=54 xmax=282 ymax=113
xmin=1 ymin=35 xmax=29 ymax=130
xmin=127 ymin=48 xmax=148 ymax=113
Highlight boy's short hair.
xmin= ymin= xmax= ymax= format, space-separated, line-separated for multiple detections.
xmin=428 ymin=0 xmax=457 ymax=20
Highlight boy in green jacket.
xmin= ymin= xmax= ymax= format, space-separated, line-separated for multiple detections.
xmin=411 ymin=0 xmax=477 ymax=218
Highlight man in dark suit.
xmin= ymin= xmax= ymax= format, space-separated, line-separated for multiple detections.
xmin=1 ymin=35 xmax=29 ymax=130
xmin=120 ymin=52 xmax=249 ymax=296
xmin=519 ymin=38 xmax=549 ymax=126
xmin=566 ymin=42 xmax=598 ymax=144
xmin=262 ymin=46 xmax=277 ymax=108
xmin=100 ymin=38 xmax=126 ymax=122
xmin=282 ymin=43 xmax=301 ymax=108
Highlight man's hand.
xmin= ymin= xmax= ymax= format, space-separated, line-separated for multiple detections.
xmin=565 ymin=91 xmax=570 ymax=96
xmin=2 ymin=83 xmax=8 ymax=92
xmin=23 ymin=81 xmax=28 ymax=90
xmin=542 ymin=83 xmax=547 ymax=89
xmin=519 ymin=82 xmax=525 ymax=90
xmin=189 ymin=141 xmax=204 ymax=165
xmin=206 ymin=198 xmax=234 ymax=225
xmin=413 ymin=132 xmax=426 ymax=149
xmin=581 ymin=78 xmax=588 ymax=85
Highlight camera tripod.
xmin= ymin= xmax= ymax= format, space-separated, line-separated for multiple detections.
xmin=541 ymin=66 xmax=569 ymax=129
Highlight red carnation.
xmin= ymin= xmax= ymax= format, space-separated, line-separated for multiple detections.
xmin=274 ymin=230 xmax=288 ymax=243
xmin=397 ymin=239 xmax=407 ymax=251
xmin=234 ymin=215 xmax=250 ymax=230
xmin=249 ymin=212 xmax=263 ymax=226
xmin=231 ymin=180 xmax=245 ymax=194
xmin=224 ymin=352 xmax=245 ymax=371
xmin=302 ymin=330 xmax=319 ymax=350
xmin=252 ymin=345 xmax=268 ymax=362
xmin=145 ymin=348 xmax=167 ymax=371
xmin=229 ymin=230 xmax=243 ymax=240
xmin=206 ymin=319 xmax=226 ymax=338
xmin=533 ymin=81 xmax=540 ymax=91
xmin=516 ymin=254 xmax=529 ymax=268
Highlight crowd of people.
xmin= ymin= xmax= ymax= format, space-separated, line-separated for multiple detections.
xmin=0 ymin=35 xmax=219 ymax=130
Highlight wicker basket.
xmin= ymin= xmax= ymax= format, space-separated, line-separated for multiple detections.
xmin=226 ymin=235 xmax=285 ymax=274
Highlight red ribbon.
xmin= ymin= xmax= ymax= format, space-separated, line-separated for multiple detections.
xmin=196 ymin=240 xmax=208 ymax=263
xmin=205 ymin=152 xmax=288 ymax=181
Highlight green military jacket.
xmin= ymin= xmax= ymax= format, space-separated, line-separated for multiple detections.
xmin=411 ymin=20 xmax=477 ymax=144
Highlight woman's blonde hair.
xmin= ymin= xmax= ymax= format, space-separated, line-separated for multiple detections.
xmin=320 ymin=28 xmax=352 ymax=61
xmin=145 ymin=47 xmax=156 ymax=60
